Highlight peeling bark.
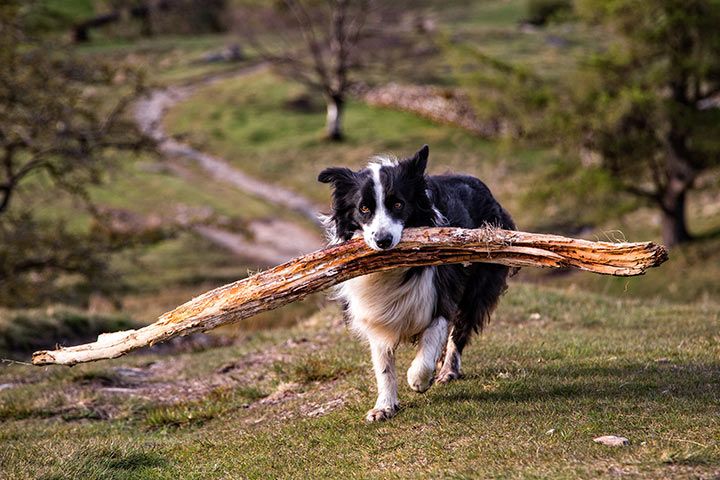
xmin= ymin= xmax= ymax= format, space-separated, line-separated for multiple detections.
xmin=32 ymin=227 xmax=668 ymax=366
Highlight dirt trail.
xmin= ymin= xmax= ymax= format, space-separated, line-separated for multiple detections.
xmin=134 ymin=64 xmax=323 ymax=224
xmin=133 ymin=64 xmax=325 ymax=262
xmin=194 ymin=220 xmax=321 ymax=265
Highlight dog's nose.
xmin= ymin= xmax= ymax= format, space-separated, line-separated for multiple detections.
xmin=374 ymin=233 xmax=393 ymax=250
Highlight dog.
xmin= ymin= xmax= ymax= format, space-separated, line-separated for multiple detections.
xmin=318 ymin=145 xmax=515 ymax=422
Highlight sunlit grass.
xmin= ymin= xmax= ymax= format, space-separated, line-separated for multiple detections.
xmin=164 ymin=69 xmax=555 ymax=213
xmin=1 ymin=284 xmax=718 ymax=478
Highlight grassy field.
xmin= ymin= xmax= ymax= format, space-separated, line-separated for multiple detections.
xmin=1 ymin=284 xmax=718 ymax=479
xmin=163 ymin=69 xmax=562 ymax=218
xmin=164 ymin=68 xmax=720 ymax=302
xmin=3 ymin=3 xmax=719 ymax=479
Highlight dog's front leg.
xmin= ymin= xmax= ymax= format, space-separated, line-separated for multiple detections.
xmin=407 ymin=317 xmax=448 ymax=392
xmin=366 ymin=339 xmax=399 ymax=422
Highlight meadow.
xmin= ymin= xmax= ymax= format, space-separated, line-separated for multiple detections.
xmin=2 ymin=285 xmax=719 ymax=478
xmin=1 ymin=1 xmax=719 ymax=478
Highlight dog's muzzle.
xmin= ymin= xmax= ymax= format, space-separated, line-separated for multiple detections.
xmin=373 ymin=232 xmax=394 ymax=250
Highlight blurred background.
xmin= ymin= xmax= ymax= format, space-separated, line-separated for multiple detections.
xmin=1 ymin=0 xmax=719 ymax=357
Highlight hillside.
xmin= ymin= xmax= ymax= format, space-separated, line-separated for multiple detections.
xmin=2 ymin=2 xmax=719 ymax=478
xmin=2 ymin=285 xmax=719 ymax=478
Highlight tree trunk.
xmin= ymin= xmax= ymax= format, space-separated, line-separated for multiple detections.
xmin=326 ymin=95 xmax=344 ymax=141
xmin=661 ymin=177 xmax=691 ymax=247
xmin=0 ymin=186 xmax=12 ymax=214
xmin=32 ymin=226 xmax=668 ymax=366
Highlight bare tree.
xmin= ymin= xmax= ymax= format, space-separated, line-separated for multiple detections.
xmin=238 ymin=0 xmax=410 ymax=141
xmin=0 ymin=18 xmax=146 ymax=216
xmin=0 ymin=3 xmax=152 ymax=304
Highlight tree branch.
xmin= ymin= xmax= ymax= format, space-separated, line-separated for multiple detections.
xmin=32 ymin=226 xmax=668 ymax=366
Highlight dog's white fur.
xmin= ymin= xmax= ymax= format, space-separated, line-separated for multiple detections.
xmin=338 ymin=267 xmax=446 ymax=421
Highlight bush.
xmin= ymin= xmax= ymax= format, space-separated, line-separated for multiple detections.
xmin=525 ymin=0 xmax=573 ymax=26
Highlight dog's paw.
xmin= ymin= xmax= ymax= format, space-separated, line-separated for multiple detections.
xmin=365 ymin=405 xmax=398 ymax=422
xmin=436 ymin=369 xmax=461 ymax=384
xmin=407 ymin=363 xmax=434 ymax=393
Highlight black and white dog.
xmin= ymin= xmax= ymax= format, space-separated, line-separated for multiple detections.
xmin=318 ymin=145 xmax=515 ymax=422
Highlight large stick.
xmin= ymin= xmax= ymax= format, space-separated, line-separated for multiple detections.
xmin=32 ymin=227 xmax=668 ymax=366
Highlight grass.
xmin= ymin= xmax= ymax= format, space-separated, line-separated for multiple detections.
xmin=23 ymin=0 xmax=96 ymax=32
xmin=89 ymin=155 xmax=278 ymax=220
xmin=0 ymin=307 xmax=137 ymax=360
xmin=164 ymin=68 xmax=720 ymax=302
xmin=3 ymin=5 xmax=718 ymax=478
xmin=1 ymin=284 xmax=718 ymax=478
xmin=164 ymin=69 xmax=557 ymax=217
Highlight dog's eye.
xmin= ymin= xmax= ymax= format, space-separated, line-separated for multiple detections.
xmin=393 ymin=201 xmax=404 ymax=210
xmin=359 ymin=205 xmax=370 ymax=214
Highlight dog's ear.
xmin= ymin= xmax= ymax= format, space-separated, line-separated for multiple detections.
xmin=403 ymin=144 xmax=429 ymax=177
xmin=318 ymin=167 xmax=356 ymax=188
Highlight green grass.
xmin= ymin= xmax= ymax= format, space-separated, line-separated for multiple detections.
xmin=77 ymin=34 xmax=244 ymax=86
xmin=164 ymin=68 xmax=720 ymax=302
xmin=432 ymin=0 xmax=607 ymax=82
xmin=439 ymin=0 xmax=528 ymax=30
xmin=89 ymin=154 xmax=279 ymax=221
xmin=1 ymin=284 xmax=718 ymax=478
xmin=164 ymin=69 xmax=556 ymax=217
xmin=23 ymin=0 xmax=96 ymax=32
xmin=0 ymin=307 xmax=137 ymax=360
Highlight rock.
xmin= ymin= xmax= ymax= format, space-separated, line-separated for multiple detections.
xmin=594 ymin=435 xmax=630 ymax=446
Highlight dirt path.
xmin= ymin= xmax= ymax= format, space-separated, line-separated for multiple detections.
xmin=133 ymin=64 xmax=324 ymax=262
xmin=134 ymin=64 xmax=323 ymax=224
xmin=194 ymin=220 xmax=321 ymax=265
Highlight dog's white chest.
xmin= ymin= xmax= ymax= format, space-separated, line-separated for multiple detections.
xmin=339 ymin=267 xmax=436 ymax=343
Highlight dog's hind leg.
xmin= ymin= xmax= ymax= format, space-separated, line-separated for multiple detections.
xmin=438 ymin=263 xmax=509 ymax=384
xmin=365 ymin=338 xmax=399 ymax=422
xmin=437 ymin=327 xmax=464 ymax=383
xmin=407 ymin=317 xmax=448 ymax=393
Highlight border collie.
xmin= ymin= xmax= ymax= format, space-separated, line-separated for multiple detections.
xmin=318 ymin=145 xmax=515 ymax=422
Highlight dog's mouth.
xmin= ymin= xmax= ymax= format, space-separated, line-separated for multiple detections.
xmin=362 ymin=232 xmax=400 ymax=251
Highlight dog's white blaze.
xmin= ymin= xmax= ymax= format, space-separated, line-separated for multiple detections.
xmin=363 ymin=163 xmax=403 ymax=250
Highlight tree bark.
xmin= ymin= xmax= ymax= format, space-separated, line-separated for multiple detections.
xmin=326 ymin=94 xmax=344 ymax=141
xmin=0 ymin=186 xmax=12 ymax=214
xmin=31 ymin=226 xmax=668 ymax=366
xmin=661 ymin=124 xmax=695 ymax=247
xmin=661 ymin=177 xmax=691 ymax=247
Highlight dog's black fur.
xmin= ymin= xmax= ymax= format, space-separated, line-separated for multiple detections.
xmin=319 ymin=145 xmax=515 ymax=355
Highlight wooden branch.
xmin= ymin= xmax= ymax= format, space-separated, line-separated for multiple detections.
xmin=32 ymin=227 xmax=668 ymax=366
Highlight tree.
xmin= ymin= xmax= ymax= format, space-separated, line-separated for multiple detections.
xmin=238 ymin=0 xmax=413 ymax=141
xmin=0 ymin=3 xmax=150 ymax=305
xmin=573 ymin=0 xmax=720 ymax=247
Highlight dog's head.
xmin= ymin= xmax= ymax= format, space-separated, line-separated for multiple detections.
xmin=318 ymin=145 xmax=434 ymax=250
